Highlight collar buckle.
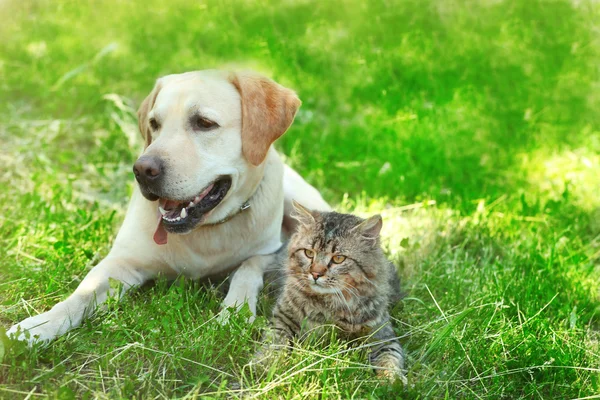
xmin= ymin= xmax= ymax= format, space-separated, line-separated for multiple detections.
xmin=240 ymin=200 xmax=251 ymax=211
xmin=211 ymin=199 xmax=251 ymax=226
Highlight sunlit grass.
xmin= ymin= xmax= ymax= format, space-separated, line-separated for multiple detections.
xmin=1 ymin=0 xmax=600 ymax=398
xmin=521 ymin=141 xmax=600 ymax=212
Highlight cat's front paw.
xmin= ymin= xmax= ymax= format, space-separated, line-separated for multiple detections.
xmin=250 ymin=344 xmax=278 ymax=367
xmin=248 ymin=337 xmax=291 ymax=372
xmin=373 ymin=354 xmax=407 ymax=384
xmin=376 ymin=367 xmax=408 ymax=385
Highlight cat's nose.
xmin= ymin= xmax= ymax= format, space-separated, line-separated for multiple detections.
xmin=311 ymin=272 xmax=323 ymax=281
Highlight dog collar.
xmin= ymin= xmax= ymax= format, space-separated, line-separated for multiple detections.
xmin=210 ymin=200 xmax=251 ymax=226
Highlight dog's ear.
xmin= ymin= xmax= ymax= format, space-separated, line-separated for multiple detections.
xmin=137 ymin=79 xmax=163 ymax=148
xmin=230 ymin=72 xmax=301 ymax=166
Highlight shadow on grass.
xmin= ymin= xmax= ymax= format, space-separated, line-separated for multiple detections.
xmin=0 ymin=0 xmax=598 ymax=214
xmin=0 ymin=0 xmax=599 ymax=396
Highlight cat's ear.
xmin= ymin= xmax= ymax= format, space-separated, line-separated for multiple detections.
xmin=291 ymin=200 xmax=316 ymax=226
xmin=352 ymin=215 xmax=383 ymax=241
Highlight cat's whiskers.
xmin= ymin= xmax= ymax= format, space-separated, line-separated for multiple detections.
xmin=360 ymin=274 xmax=378 ymax=287
xmin=333 ymin=288 xmax=354 ymax=319
xmin=337 ymin=280 xmax=361 ymax=301
xmin=339 ymin=280 xmax=360 ymax=296
xmin=288 ymin=278 xmax=314 ymax=296
xmin=263 ymin=272 xmax=306 ymax=295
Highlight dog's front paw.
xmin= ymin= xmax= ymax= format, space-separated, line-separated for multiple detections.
xmin=216 ymin=304 xmax=256 ymax=326
xmin=7 ymin=313 xmax=66 ymax=346
xmin=216 ymin=307 xmax=234 ymax=325
xmin=218 ymin=291 xmax=257 ymax=325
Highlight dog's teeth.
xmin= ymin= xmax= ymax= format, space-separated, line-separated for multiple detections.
xmin=188 ymin=202 xmax=194 ymax=208
xmin=159 ymin=206 xmax=167 ymax=216
xmin=194 ymin=196 xmax=201 ymax=203
xmin=180 ymin=208 xmax=187 ymax=218
xmin=176 ymin=217 xmax=181 ymax=221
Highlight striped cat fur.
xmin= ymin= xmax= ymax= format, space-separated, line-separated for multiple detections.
xmin=259 ymin=201 xmax=406 ymax=382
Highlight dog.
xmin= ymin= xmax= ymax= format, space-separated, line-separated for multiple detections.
xmin=7 ymin=69 xmax=330 ymax=344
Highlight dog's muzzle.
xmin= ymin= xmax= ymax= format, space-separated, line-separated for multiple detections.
xmin=133 ymin=155 xmax=163 ymax=201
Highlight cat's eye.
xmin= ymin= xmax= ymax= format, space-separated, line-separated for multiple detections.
xmin=304 ymin=249 xmax=315 ymax=258
xmin=332 ymin=255 xmax=346 ymax=264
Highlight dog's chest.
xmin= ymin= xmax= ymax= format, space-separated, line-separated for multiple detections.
xmin=163 ymin=240 xmax=247 ymax=278
xmin=159 ymin=216 xmax=280 ymax=279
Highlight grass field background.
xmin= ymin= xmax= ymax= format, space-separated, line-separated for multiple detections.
xmin=1 ymin=0 xmax=599 ymax=398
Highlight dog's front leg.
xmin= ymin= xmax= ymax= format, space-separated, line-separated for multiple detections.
xmin=220 ymin=254 xmax=276 ymax=323
xmin=7 ymin=257 xmax=150 ymax=345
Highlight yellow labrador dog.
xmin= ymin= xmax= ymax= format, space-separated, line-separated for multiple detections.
xmin=8 ymin=70 xmax=330 ymax=344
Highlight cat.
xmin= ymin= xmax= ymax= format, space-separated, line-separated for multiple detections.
xmin=258 ymin=201 xmax=406 ymax=382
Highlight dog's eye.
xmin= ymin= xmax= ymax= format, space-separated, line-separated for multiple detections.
xmin=149 ymin=118 xmax=160 ymax=131
xmin=304 ymin=249 xmax=315 ymax=259
xmin=194 ymin=116 xmax=219 ymax=131
xmin=331 ymin=255 xmax=346 ymax=264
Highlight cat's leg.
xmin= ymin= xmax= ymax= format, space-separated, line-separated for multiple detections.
xmin=270 ymin=301 xmax=303 ymax=346
xmin=368 ymin=318 xmax=407 ymax=383
xmin=253 ymin=300 xmax=301 ymax=365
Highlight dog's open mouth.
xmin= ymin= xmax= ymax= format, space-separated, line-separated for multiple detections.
xmin=153 ymin=176 xmax=232 ymax=245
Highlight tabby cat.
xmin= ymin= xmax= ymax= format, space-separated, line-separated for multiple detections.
xmin=260 ymin=201 xmax=406 ymax=381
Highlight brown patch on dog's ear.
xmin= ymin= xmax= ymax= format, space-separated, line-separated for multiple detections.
xmin=137 ymin=79 xmax=163 ymax=148
xmin=230 ymin=72 xmax=301 ymax=166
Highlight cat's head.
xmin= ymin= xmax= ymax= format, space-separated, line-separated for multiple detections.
xmin=286 ymin=201 xmax=387 ymax=296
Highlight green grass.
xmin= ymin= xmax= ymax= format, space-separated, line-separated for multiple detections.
xmin=1 ymin=0 xmax=599 ymax=398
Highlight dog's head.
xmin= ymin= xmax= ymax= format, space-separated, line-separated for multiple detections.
xmin=134 ymin=70 xmax=300 ymax=240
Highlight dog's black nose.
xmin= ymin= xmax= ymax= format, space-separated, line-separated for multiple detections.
xmin=133 ymin=156 xmax=163 ymax=184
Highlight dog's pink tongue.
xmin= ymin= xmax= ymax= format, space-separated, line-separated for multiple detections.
xmin=153 ymin=214 xmax=168 ymax=245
